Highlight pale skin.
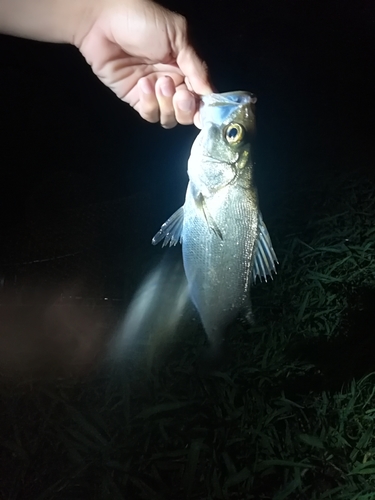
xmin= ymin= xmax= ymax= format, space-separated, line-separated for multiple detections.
xmin=0 ymin=0 xmax=213 ymax=128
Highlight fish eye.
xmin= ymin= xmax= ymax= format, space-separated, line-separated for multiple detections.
xmin=224 ymin=123 xmax=245 ymax=145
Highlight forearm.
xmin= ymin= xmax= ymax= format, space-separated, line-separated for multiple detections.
xmin=0 ymin=0 xmax=94 ymax=44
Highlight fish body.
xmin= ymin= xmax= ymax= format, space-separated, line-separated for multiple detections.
xmin=152 ymin=91 xmax=277 ymax=347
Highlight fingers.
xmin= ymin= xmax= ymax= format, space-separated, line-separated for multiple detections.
xmin=138 ymin=76 xmax=198 ymax=128
xmin=155 ymin=76 xmax=176 ymax=128
xmin=138 ymin=77 xmax=159 ymax=123
xmin=173 ymin=88 xmax=197 ymax=125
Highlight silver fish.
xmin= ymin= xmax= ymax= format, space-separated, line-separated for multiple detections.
xmin=152 ymin=91 xmax=277 ymax=348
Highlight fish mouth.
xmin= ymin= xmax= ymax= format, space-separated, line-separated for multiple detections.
xmin=200 ymin=92 xmax=256 ymax=128
xmin=201 ymin=91 xmax=256 ymax=108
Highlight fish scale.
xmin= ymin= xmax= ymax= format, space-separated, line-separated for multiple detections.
xmin=183 ymin=182 xmax=258 ymax=342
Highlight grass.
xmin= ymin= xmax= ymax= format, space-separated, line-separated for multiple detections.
xmin=2 ymin=169 xmax=375 ymax=499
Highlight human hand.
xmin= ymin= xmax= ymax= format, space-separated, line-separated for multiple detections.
xmin=75 ymin=0 xmax=213 ymax=128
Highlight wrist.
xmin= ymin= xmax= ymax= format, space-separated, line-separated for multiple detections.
xmin=0 ymin=0 xmax=96 ymax=45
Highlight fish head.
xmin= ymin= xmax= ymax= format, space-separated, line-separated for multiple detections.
xmin=188 ymin=91 xmax=257 ymax=194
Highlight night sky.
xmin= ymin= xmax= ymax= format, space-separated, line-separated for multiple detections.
xmin=0 ymin=0 xmax=374 ymax=272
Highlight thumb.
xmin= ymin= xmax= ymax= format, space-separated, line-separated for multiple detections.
xmin=177 ymin=45 xmax=213 ymax=96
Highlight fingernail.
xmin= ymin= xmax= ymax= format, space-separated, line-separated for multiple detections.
xmin=160 ymin=83 xmax=174 ymax=97
xmin=139 ymin=78 xmax=153 ymax=95
xmin=177 ymin=99 xmax=194 ymax=112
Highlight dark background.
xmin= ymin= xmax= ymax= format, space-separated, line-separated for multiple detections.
xmin=0 ymin=4 xmax=375 ymax=496
xmin=0 ymin=0 xmax=374 ymax=281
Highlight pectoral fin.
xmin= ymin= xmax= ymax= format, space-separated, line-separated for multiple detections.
xmin=152 ymin=206 xmax=184 ymax=247
xmin=252 ymin=212 xmax=278 ymax=283
xmin=196 ymin=192 xmax=223 ymax=240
